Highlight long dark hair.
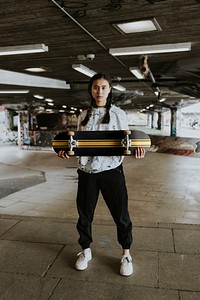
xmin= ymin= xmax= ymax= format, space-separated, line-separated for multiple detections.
xmin=81 ymin=73 xmax=113 ymax=126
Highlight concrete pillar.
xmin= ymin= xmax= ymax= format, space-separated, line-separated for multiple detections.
xmin=170 ymin=107 xmax=177 ymax=136
xmin=157 ymin=112 xmax=162 ymax=130
xmin=18 ymin=111 xmax=30 ymax=148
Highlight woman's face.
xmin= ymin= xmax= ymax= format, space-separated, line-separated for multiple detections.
xmin=91 ymin=78 xmax=111 ymax=107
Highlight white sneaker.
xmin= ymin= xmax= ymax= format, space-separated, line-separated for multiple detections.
xmin=75 ymin=248 xmax=92 ymax=271
xmin=120 ymin=255 xmax=133 ymax=276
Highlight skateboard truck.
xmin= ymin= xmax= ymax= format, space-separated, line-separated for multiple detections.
xmin=67 ymin=131 xmax=76 ymax=155
xmin=122 ymin=130 xmax=131 ymax=155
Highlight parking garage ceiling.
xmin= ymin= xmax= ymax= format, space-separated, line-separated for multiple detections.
xmin=0 ymin=0 xmax=200 ymax=113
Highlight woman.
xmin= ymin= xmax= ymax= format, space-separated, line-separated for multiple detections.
xmin=58 ymin=73 xmax=145 ymax=276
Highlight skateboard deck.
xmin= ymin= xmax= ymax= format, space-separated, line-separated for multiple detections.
xmin=52 ymin=130 xmax=151 ymax=156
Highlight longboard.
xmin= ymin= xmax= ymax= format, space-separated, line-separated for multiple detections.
xmin=52 ymin=130 xmax=151 ymax=156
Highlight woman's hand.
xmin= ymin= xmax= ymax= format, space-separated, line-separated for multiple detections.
xmin=134 ymin=147 xmax=145 ymax=159
xmin=57 ymin=150 xmax=69 ymax=159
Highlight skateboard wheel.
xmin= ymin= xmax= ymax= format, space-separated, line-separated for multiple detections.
xmin=68 ymin=131 xmax=74 ymax=136
xmin=124 ymin=130 xmax=131 ymax=135
xmin=67 ymin=150 xmax=74 ymax=156
xmin=124 ymin=150 xmax=131 ymax=155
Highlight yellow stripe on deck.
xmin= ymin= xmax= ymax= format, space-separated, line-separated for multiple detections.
xmin=77 ymin=139 xmax=122 ymax=148
xmin=53 ymin=138 xmax=151 ymax=148
xmin=130 ymin=139 xmax=151 ymax=147
xmin=52 ymin=140 xmax=70 ymax=148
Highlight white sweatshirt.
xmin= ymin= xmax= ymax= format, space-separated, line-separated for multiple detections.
xmin=77 ymin=105 xmax=129 ymax=173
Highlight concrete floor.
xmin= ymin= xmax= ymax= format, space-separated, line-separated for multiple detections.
xmin=0 ymin=146 xmax=200 ymax=299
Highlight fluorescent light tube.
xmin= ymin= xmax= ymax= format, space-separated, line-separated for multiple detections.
xmin=25 ymin=67 xmax=47 ymax=72
xmin=0 ymin=44 xmax=48 ymax=56
xmin=72 ymin=64 xmax=96 ymax=77
xmin=109 ymin=42 xmax=191 ymax=56
xmin=159 ymin=98 xmax=166 ymax=102
xmin=113 ymin=84 xmax=126 ymax=91
xmin=0 ymin=90 xmax=29 ymax=94
xmin=45 ymin=98 xmax=54 ymax=102
xmin=129 ymin=67 xmax=144 ymax=79
xmin=33 ymin=94 xmax=44 ymax=99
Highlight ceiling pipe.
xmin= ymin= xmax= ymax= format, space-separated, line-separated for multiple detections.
xmin=49 ymin=0 xmax=128 ymax=69
xmin=50 ymin=0 xmax=107 ymax=50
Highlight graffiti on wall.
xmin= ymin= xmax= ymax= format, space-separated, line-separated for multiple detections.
xmin=0 ymin=108 xmax=18 ymax=145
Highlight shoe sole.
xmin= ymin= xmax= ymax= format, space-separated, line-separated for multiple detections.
xmin=75 ymin=256 xmax=92 ymax=271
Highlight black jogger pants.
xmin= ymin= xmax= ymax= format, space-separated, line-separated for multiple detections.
xmin=76 ymin=164 xmax=133 ymax=249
